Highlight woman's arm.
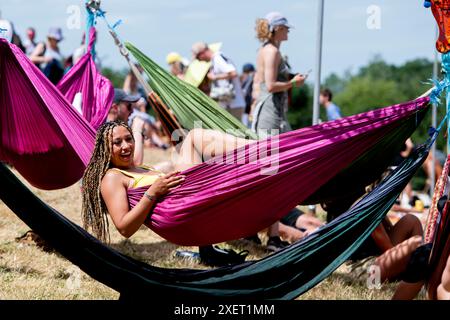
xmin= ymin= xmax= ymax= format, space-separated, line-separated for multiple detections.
xmin=123 ymin=73 xmax=132 ymax=93
xmin=101 ymin=170 xmax=184 ymax=238
xmin=263 ymin=47 xmax=306 ymax=93
xmin=208 ymin=70 xmax=238 ymax=81
xmin=29 ymin=42 xmax=50 ymax=64
xmin=131 ymin=117 xmax=145 ymax=166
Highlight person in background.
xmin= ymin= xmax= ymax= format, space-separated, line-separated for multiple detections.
xmin=0 ymin=19 xmax=13 ymax=43
xmin=0 ymin=20 xmax=25 ymax=52
xmin=252 ymin=12 xmax=306 ymax=136
xmin=72 ymin=32 xmax=86 ymax=65
xmin=191 ymin=42 xmax=246 ymax=121
xmin=30 ymin=27 xmax=65 ymax=84
xmin=319 ymin=88 xmax=342 ymax=121
xmin=123 ymin=67 xmax=170 ymax=150
xmin=23 ymin=27 xmax=37 ymax=55
xmin=250 ymin=11 xmax=307 ymax=251
xmin=166 ymin=51 xmax=188 ymax=80
xmin=240 ymin=63 xmax=256 ymax=128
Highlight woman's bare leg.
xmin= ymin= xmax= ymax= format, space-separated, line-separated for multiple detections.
xmin=392 ymin=281 xmax=424 ymax=300
xmin=173 ymin=128 xmax=254 ymax=171
xmin=295 ymin=214 xmax=324 ymax=232
xmin=171 ymin=129 xmax=291 ymax=243
xmin=374 ymin=235 xmax=422 ymax=282
xmin=388 ymin=214 xmax=423 ymax=246
xmin=279 ymin=223 xmax=307 ymax=243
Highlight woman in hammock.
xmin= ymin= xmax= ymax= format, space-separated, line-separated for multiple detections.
xmin=81 ymin=120 xmax=254 ymax=242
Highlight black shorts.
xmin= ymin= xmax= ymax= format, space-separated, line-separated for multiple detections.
xmin=280 ymin=208 xmax=304 ymax=228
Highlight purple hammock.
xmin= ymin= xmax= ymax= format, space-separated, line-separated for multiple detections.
xmin=0 ymin=39 xmax=429 ymax=244
xmin=0 ymin=39 xmax=95 ymax=189
xmin=57 ymin=28 xmax=113 ymax=130
xmin=128 ymin=97 xmax=429 ymax=245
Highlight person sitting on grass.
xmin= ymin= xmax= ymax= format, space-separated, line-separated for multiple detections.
xmin=323 ymin=191 xmax=424 ymax=285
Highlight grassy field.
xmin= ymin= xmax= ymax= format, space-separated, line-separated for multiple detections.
xmin=0 ymin=148 xmax=425 ymax=300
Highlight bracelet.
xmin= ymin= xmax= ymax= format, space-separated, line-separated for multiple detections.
xmin=144 ymin=191 xmax=157 ymax=202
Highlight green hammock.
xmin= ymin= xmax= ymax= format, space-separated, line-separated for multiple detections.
xmin=0 ymin=142 xmax=430 ymax=299
xmin=125 ymin=42 xmax=258 ymax=139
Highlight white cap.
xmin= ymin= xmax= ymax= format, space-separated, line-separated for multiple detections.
xmin=265 ymin=12 xmax=294 ymax=31
xmin=0 ymin=19 xmax=13 ymax=42
xmin=47 ymin=27 xmax=63 ymax=42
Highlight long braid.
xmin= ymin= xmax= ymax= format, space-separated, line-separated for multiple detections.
xmin=81 ymin=120 xmax=133 ymax=242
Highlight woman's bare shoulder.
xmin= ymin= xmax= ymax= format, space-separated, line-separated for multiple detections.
xmin=102 ymin=169 xmax=127 ymax=187
xmin=261 ymin=43 xmax=279 ymax=53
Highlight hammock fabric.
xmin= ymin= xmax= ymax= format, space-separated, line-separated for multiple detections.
xmin=126 ymin=42 xmax=431 ymax=206
xmin=57 ymin=28 xmax=114 ymax=130
xmin=0 ymin=39 xmax=95 ymax=190
xmin=147 ymin=92 xmax=185 ymax=145
xmin=125 ymin=42 xmax=258 ymax=140
xmin=0 ymin=37 xmax=429 ymax=205
xmin=125 ymin=97 xmax=430 ymax=245
xmin=0 ymin=143 xmax=430 ymax=299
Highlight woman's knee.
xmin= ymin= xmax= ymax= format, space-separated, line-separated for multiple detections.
xmin=187 ymin=128 xmax=204 ymax=140
xmin=400 ymin=214 xmax=423 ymax=235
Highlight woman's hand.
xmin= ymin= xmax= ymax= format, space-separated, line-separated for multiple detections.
xmin=291 ymin=73 xmax=307 ymax=87
xmin=146 ymin=171 xmax=185 ymax=198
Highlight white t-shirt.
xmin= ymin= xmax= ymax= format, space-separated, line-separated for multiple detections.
xmin=211 ymin=52 xmax=245 ymax=109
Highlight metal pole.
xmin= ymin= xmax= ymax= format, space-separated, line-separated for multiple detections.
xmin=312 ymin=0 xmax=324 ymax=125
xmin=430 ymin=26 xmax=439 ymax=198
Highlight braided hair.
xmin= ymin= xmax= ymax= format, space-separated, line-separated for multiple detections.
xmin=81 ymin=120 xmax=134 ymax=242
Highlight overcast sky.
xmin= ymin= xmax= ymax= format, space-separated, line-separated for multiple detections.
xmin=0 ymin=0 xmax=438 ymax=81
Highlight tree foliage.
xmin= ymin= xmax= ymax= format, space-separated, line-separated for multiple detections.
xmin=288 ymin=55 xmax=446 ymax=151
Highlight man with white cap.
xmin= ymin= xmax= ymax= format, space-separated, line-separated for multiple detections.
xmin=30 ymin=27 xmax=65 ymax=84
xmin=191 ymin=42 xmax=246 ymax=121
xmin=0 ymin=19 xmax=13 ymax=43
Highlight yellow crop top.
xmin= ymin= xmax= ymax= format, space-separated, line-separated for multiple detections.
xmin=111 ymin=165 xmax=164 ymax=189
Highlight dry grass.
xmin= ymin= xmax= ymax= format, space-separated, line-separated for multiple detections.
xmin=0 ymin=148 xmax=422 ymax=300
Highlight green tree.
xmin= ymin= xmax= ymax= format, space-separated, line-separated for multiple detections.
xmin=334 ymin=76 xmax=407 ymax=115
xmin=288 ymin=84 xmax=313 ymax=129
xmin=101 ymin=67 xmax=128 ymax=88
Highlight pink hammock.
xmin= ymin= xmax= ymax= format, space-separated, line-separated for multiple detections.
xmin=0 ymin=39 xmax=95 ymax=190
xmin=127 ymin=97 xmax=430 ymax=245
xmin=57 ymin=28 xmax=113 ymax=129
xmin=0 ymin=38 xmax=429 ymax=246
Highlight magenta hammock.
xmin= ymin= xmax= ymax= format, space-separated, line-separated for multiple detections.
xmin=127 ymin=97 xmax=429 ymax=245
xmin=57 ymin=28 xmax=113 ymax=129
xmin=0 ymin=39 xmax=429 ymax=245
xmin=0 ymin=39 xmax=95 ymax=189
